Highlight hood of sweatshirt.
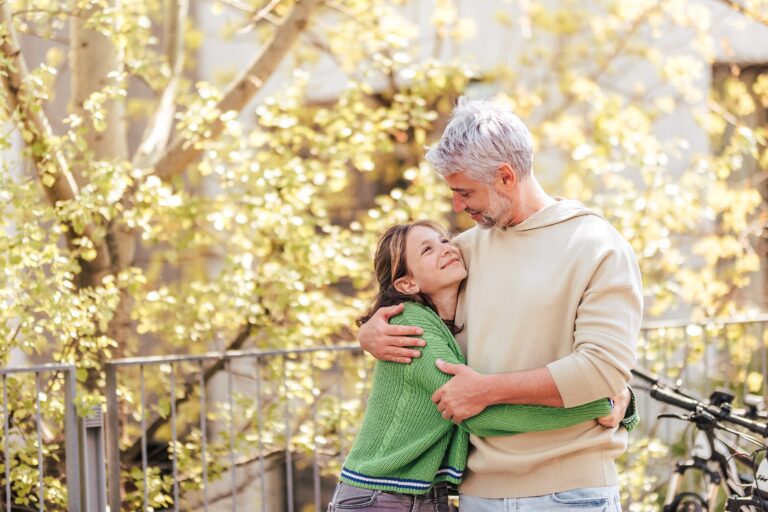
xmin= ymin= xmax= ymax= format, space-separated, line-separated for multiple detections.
xmin=507 ymin=198 xmax=602 ymax=232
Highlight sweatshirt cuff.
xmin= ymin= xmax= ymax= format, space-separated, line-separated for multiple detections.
xmin=546 ymin=356 xmax=596 ymax=408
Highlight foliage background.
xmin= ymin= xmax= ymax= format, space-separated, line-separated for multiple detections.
xmin=1 ymin=0 xmax=768 ymax=509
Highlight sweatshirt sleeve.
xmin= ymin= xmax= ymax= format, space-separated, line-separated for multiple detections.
xmin=546 ymin=239 xmax=643 ymax=407
xmin=391 ymin=305 xmax=612 ymax=437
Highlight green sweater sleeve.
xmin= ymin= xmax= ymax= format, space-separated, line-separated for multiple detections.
xmin=620 ymin=385 xmax=639 ymax=432
xmin=461 ymin=400 xmax=610 ymax=436
xmin=391 ymin=304 xmax=611 ymax=437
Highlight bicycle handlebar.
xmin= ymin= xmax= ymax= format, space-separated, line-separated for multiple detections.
xmin=632 ymin=367 xmax=768 ymax=438
xmin=631 ymin=366 xmax=659 ymax=386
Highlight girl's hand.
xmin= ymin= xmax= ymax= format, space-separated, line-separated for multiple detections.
xmin=358 ymin=304 xmax=425 ymax=363
xmin=597 ymin=388 xmax=630 ymax=428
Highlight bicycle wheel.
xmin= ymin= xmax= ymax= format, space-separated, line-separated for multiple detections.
xmin=665 ymin=492 xmax=707 ymax=512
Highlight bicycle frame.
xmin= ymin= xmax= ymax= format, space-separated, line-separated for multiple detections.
xmin=725 ymin=457 xmax=768 ymax=511
xmin=632 ymin=367 xmax=768 ymax=512
xmin=662 ymin=428 xmax=752 ymax=511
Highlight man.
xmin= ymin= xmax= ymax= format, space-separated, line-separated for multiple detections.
xmin=359 ymin=98 xmax=641 ymax=510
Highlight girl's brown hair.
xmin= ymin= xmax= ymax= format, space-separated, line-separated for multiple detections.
xmin=357 ymin=220 xmax=462 ymax=334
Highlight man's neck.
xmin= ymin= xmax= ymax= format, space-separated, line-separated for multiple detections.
xmin=504 ymin=177 xmax=555 ymax=227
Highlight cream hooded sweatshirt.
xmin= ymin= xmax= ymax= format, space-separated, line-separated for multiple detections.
xmin=452 ymin=198 xmax=642 ymax=498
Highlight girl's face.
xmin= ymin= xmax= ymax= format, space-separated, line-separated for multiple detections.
xmin=398 ymin=225 xmax=467 ymax=296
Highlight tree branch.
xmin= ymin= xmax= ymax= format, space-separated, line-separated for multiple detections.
xmin=151 ymin=0 xmax=324 ymax=182
xmin=11 ymin=8 xmax=76 ymax=18
xmin=241 ymin=0 xmax=284 ymax=32
xmin=0 ymin=7 xmax=77 ymax=204
xmin=717 ymin=0 xmax=768 ymax=27
xmin=537 ymin=0 xmax=663 ymax=126
xmin=0 ymin=3 xmax=111 ymax=274
xmin=132 ymin=0 xmax=189 ymax=168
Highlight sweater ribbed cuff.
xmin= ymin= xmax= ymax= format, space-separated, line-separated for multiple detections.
xmin=620 ymin=386 xmax=639 ymax=432
xmin=546 ymin=357 xmax=594 ymax=408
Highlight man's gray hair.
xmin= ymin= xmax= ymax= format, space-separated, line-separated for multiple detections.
xmin=425 ymin=97 xmax=534 ymax=183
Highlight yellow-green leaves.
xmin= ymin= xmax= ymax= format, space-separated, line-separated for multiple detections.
xmin=2 ymin=0 xmax=768 ymax=508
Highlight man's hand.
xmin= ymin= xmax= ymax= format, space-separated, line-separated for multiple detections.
xmin=597 ymin=388 xmax=631 ymax=428
xmin=431 ymin=359 xmax=491 ymax=423
xmin=358 ymin=303 xmax=425 ymax=363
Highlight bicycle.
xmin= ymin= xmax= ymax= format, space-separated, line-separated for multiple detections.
xmin=632 ymin=366 xmax=768 ymax=511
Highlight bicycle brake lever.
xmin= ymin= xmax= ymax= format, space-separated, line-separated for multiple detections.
xmin=658 ymin=412 xmax=689 ymax=421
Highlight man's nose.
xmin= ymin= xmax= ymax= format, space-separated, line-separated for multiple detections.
xmin=452 ymin=193 xmax=464 ymax=213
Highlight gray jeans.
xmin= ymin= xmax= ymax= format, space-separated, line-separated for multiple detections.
xmin=327 ymin=482 xmax=451 ymax=511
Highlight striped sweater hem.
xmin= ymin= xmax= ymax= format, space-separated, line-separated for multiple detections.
xmin=340 ymin=466 xmax=462 ymax=494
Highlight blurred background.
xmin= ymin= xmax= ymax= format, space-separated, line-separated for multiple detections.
xmin=1 ymin=0 xmax=768 ymax=510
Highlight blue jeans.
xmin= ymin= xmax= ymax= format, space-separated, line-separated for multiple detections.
xmin=459 ymin=486 xmax=621 ymax=511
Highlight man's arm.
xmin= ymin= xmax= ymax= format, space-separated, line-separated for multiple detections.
xmin=358 ymin=303 xmax=425 ymax=363
xmin=546 ymin=244 xmax=642 ymax=407
xmin=430 ymin=362 xmax=563 ymax=422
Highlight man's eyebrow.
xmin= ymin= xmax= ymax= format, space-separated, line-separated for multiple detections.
xmin=450 ymin=187 xmax=468 ymax=193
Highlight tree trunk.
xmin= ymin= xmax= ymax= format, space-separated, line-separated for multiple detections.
xmin=69 ymin=13 xmax=128 ymax=165
xmin=70 ymin=6 xmax=133 ymax=377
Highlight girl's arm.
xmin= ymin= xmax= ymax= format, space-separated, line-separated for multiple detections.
xmin=460 ymin=400 xmax=610 ymax=437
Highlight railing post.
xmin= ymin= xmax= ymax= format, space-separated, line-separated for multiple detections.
xmin=81 ymin=407 xmax=107 ymax=511
xmin=105 ymin=363 xmax=122 ymax=512
xmin=760 ymin=321 xmax=767 ymax=399
xmin=3 ymin=374 xmax=10 ymax=511
xmin=64 ymin=368 xmax=83 ymax=512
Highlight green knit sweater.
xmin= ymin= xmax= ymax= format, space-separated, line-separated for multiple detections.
xmin=341 ymin=302 xmax=636 ymax=494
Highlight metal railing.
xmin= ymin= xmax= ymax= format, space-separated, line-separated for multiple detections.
xmin=96 ymin=315 xmax=768 ymax=510
xmin=0 ymin=363 xmax=81 ymax=511
xmin=636 ymin=314 xmax=768 ymax=439
xmin=638 ymin=313 xmax=768 ymax=389
xmin=104 ymin=344 xmax=368 ymax=512
xmin=4 ymin=315 xmax=768 ymax=511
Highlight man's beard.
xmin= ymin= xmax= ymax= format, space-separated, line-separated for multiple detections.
xmin=474 ymin=188 xmax=513 ymax=229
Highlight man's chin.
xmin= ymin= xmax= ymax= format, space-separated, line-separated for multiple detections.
xmin=469 ymin=212 xmax=493 ymax=229
xmin=476 ymin=218 xmax=496 ymax=230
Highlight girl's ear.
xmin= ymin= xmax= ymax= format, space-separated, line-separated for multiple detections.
xmin=394 ymin=275 xmax=420 ymax=294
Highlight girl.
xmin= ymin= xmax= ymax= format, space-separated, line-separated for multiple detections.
xmin=327 ymin=221 xmax=635 ymax=511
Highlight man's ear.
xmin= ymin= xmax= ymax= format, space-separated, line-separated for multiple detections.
xmin=497 ymin=163 xmax=517 ymax=187
xmin=394 ymin=275 xmax=420 ymax=294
